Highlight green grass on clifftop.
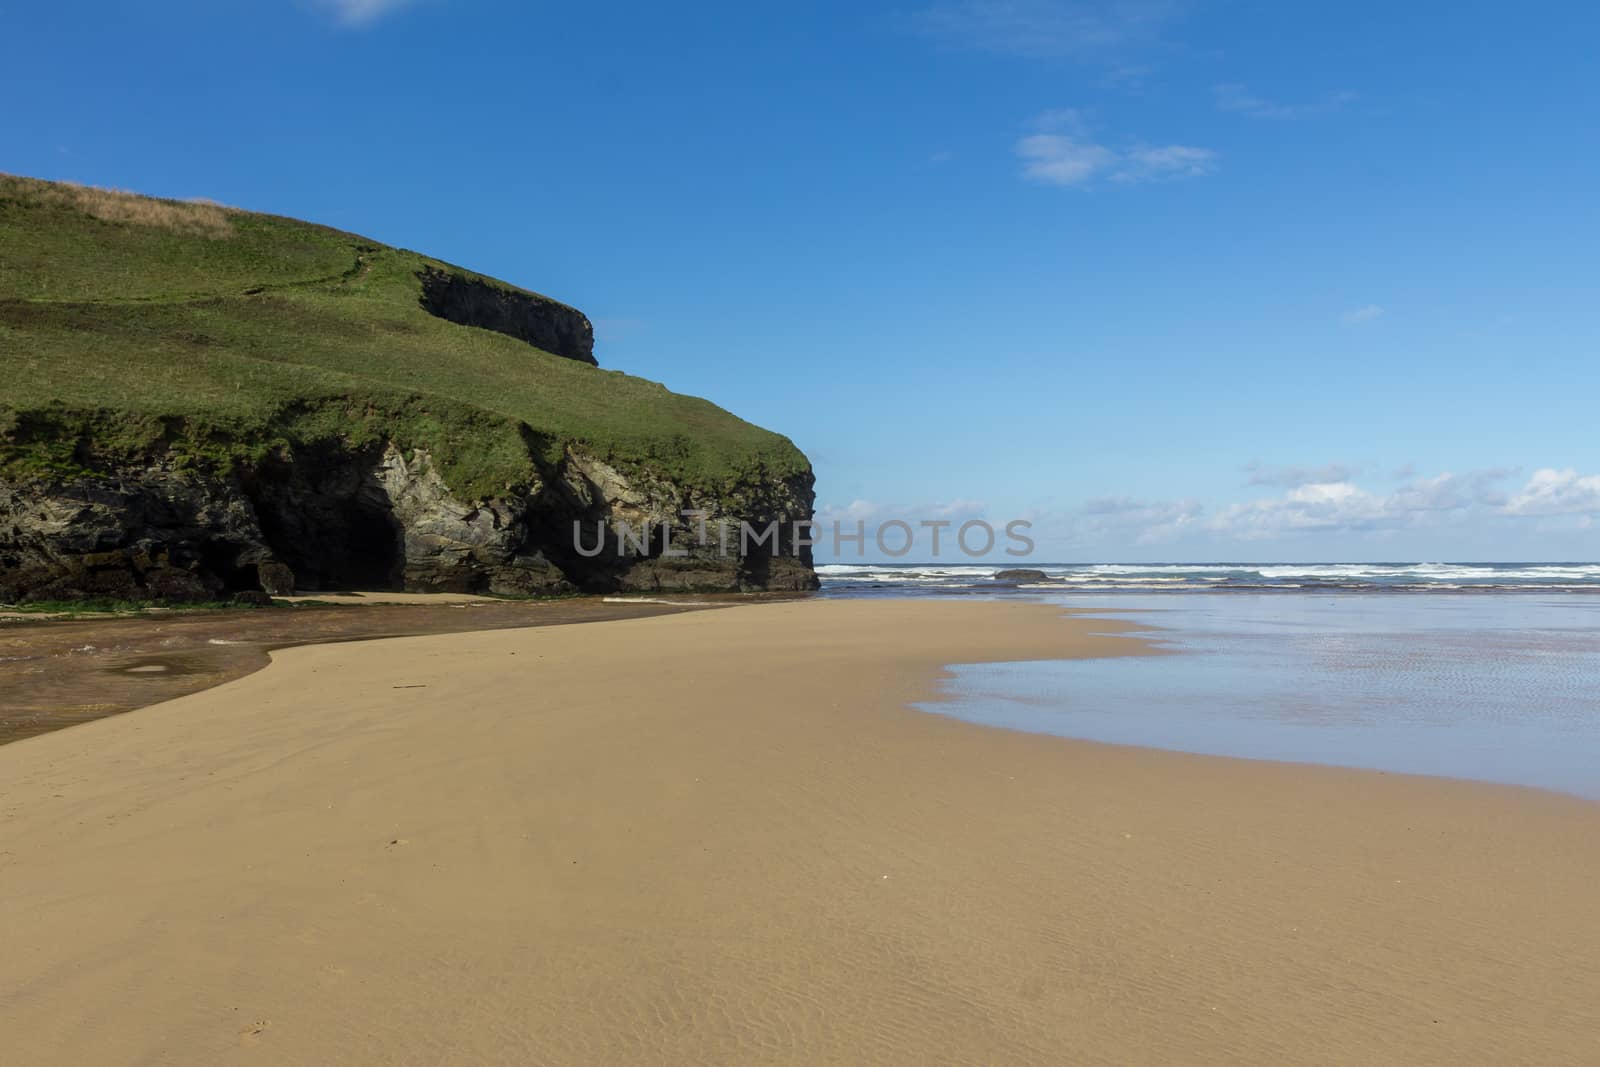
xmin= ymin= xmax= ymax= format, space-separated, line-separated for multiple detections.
xmin=0 ymin=174 xmax=809 ymax=497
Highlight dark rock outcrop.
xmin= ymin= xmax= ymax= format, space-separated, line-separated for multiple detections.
xmin=0 ymin=442 xmax=817 ymax=602
xmin=992 ymin=568 xmax=1049 ymax=581
xmin=0 ymin=464 xmax=279 ymax=602
xmin=417 ymin=267 xmax=596 ymax=365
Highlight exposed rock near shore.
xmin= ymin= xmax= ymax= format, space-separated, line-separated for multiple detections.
xmin=0 ymin=444 xmax=817 ymax=602
xmin=993 ymin=568 xmax=1050 ymax=582
xmin=0 ymin=464 xmax=273 ymax=602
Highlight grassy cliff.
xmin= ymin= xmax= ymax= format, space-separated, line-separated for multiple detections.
xmin=0 ymin=174 xmax=808 ymax=499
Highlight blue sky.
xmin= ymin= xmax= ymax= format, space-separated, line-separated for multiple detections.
xmin=7 ymin=1 xmax=1600 ymax=561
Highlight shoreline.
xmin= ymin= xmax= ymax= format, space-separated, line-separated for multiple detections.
xmin=0 ymin=594 xmax=750 ymax=745
xmin=4 ymin=599 xmax=1600 ymax=1063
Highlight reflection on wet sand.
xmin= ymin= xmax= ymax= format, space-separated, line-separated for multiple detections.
xmin=0 ymin=597 xmax=745 ymax=745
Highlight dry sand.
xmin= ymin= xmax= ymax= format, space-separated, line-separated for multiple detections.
xmin=0 ymin=596 xmax=722 ymax=745
xmin=3 ymin=599 xmax=1599 ymax=1065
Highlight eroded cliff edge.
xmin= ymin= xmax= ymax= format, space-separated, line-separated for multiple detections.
xmin=0 ymin=173 xmax=818 ymax=601
xmin=418 ymin=267 xmax=596 ymax=366
xmin=0 ymin=419 xmax=816 ymax=601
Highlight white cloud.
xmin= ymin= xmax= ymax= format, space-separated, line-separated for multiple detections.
xmin=1211 ymin=482 xmax=1389 ymax=539
xmin=995 ymin=498 xmax=1198 ymax=552
xmin=1032 ymin=108 xmax=1095 ymax=132
xmin=1341 ymin=304 xmax=1385 ymax=325
xmin=1206 ymin=471 xmax=1519 ymax=540
xmin=315 ymin=0 xmax=414 ymax=27
xmin=1116 ymin=143 xmax=1217 ymax=181
xmin=1078 ymin=496 xmax=1204 ymax=544
xmin=1387 ymin=473 xmax=1475 ymax=514
xmin=1017 ymin=135 xmax=1117 ymax=185
xmin=816 ymin=499 xmax=883 ymax=524
xmin=927 ymin=498 xmax=990 ymax=520
xmin=1503 ymin=469 xmax=1600 ymax=516
xmin=825 ymin=467 xmax=1589 ymax=554
xmin=815 ymin=498 xmax=990 ymax=525
xmin=1097 ymin=64 xmax=1153 ymax=89
xmin=1214 ymin=84 xmax=1354 ymax=120
xmin=1017 ymin=130 xmax=1216 ymax=187
xmin=812 ymin=499 xmax=998 ymax=559
xmin=1246 ymin=461 xmax=1356 ymax=487
xmin=914 ymin=0 xmax=1180 ymax=59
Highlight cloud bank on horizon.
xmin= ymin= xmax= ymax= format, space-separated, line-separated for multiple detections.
xmin=815 ymin=467 xmax=1600 ymax=560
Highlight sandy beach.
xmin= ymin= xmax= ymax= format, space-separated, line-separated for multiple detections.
xmin=0 ymin=596 xmax=729 ymax=745
xmin=4 ymin=598 xmax=1599 ymax=1065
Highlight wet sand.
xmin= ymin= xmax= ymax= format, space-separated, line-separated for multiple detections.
xmin=4 ymin=599 xmax=1600 ymax=1065
xmin=0 ymin=596 xmax=728 ymax=745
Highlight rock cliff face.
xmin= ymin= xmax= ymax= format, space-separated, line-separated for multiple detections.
xmin=418 ymin=267 xmax=596 ymax=365
xmin=0 ymin=442 xmax=816 ymax=602
xmin=0 ymin=173 xmax=816 ymax=602
xmin=0 ymin=464 xmax=277 ymax=602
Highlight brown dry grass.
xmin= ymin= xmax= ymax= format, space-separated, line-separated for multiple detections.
xmin=2 ymin=172 xmax=235 ymax=237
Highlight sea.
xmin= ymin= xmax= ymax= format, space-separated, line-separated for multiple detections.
xmin=819 ymin=563 xmax=1600 ymax=799
xmin=817 ymin=561 xmax=1600 ymax=595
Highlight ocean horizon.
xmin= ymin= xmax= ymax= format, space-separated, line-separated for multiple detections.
xmin=821 ymin=564 xmax=1600 ymax=796
xmin=819 ymin=561 xmax=1600 ymax=595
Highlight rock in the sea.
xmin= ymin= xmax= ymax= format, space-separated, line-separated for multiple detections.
xmin=992 ymin=568 xmax=1049 ymax=582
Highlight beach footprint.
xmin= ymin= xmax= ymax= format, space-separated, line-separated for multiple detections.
xmin=238 ymin=1019 xmax=271 ymax=1046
